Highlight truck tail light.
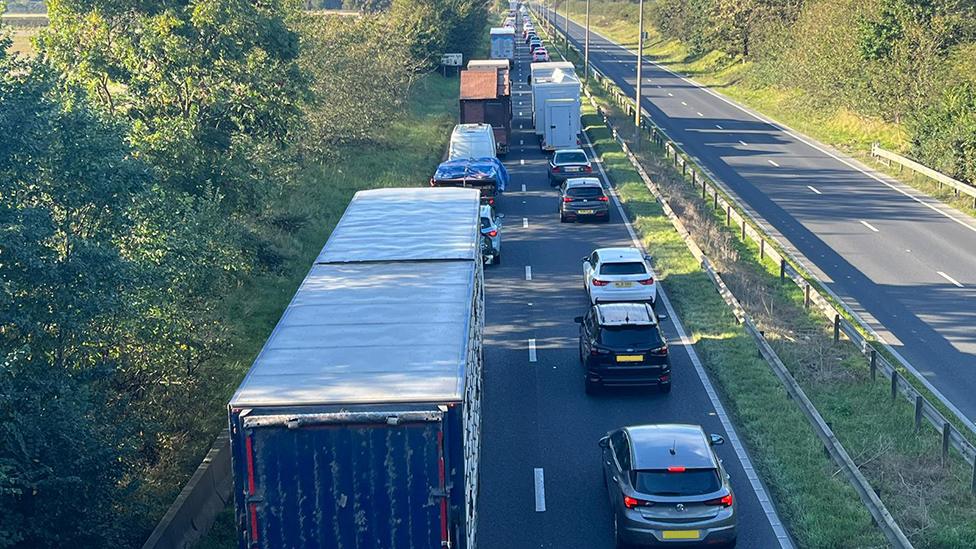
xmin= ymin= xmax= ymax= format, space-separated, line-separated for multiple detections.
xmin=592 ymin=279 xmax=609 ymax=286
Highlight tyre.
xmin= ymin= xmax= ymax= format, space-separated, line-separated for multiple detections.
xmin=560 ymin=212 xmax=568 ymax=223
xmin=660 ymin=382 xmax=672 ymax=394
xmin=613 ymin=514 xmax=628 ymax=549
xmin=585 ymin=377 xmax=599 ymax=395
xmin=494 ymin=254 xmax=501 ymax=265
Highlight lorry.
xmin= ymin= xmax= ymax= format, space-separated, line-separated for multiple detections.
xmin=530 ymin=61 xmax=582 ymax=151
xmin=228 ymin=187 xmax=484 ymax=549
xmin=460 ymin=68 xmax=512 ymax=155
xmin=489 ymin=27 xmax=516 ymax=65
xmin=448 ymin=123 xmax=497 ymax=160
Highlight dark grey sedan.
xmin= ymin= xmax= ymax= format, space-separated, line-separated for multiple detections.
xmin=601 ymin=424 xmax=737 ymax=547
xmin=559 ymin=178 xmax=610 ymax=222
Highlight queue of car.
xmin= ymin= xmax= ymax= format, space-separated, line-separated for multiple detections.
xmin=512 ymin=7 xmax=738 ymax=547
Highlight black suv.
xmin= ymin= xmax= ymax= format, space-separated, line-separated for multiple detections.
xmin=575 ymin=303 xmax=671 ymax=394
xmin=559 ymin=177 xmax=610 ymax=222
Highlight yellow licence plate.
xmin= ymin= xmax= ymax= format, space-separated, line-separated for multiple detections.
xmin=616 ymin=355 xmax=644 ymax=363
xmin=662 ymin=530 xmax=700 ymax=540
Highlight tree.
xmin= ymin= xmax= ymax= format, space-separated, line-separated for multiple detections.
xmin=911 ymin=83 xmax=976 ymax=184
xmin=40 ymin=0 xmax=309 ymax=204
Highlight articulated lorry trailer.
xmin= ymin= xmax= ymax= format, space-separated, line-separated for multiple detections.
xmin=530 ymin=61 xmax=582 ymax=151
xmin=228 ymin=187 xmax=485 ymax=549
xmin=489 ymin=27 xmax=516 ymax=65
xmin=460 ymin=68 xmax=512 ymax=155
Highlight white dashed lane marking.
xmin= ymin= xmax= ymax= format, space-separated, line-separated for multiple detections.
xmin=859 ymin=220 xmax=880 ymax=233
xmin=938 ymin=271 xmax=964 ymax=287
xmin=807 ymin=185 xmax=822 ymax=195
xmin=768 ymin=159 xmax=780 ymax=167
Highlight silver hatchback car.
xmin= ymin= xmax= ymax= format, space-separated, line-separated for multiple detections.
xmin=600 ymin=424 xmax=736 ymax=547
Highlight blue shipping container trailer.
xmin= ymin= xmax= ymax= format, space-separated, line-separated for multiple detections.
xmin=228 ymin=188 xmax=485 ymax=549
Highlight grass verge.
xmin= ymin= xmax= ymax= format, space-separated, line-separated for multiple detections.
xmin=551 ymin=25 xmax=976 ymax=544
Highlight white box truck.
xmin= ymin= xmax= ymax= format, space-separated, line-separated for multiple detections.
xmin=490 ymin=27 xmax=516 ymax=65
xmin=530 ymin=62 xmax=581 ymax=151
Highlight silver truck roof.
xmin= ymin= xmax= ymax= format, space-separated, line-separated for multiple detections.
xmin=229 ymin=260 xmax=477 ymax=408
xmin=316 ymin=187 xmax=481 ymax=263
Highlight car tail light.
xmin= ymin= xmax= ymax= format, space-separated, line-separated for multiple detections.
xmin=487 ymin=230 xmax=497 ymax=237
xmin=658 ymin=373 xmax=671 ymax=383
xmin=638 ymin=278 xmax=654 ymax=285
xmin=667 ymin=466 xmax=686 ymax=472
xmin=598 ymin=196 xmax=609 ymax=202
xmin=563 ymin=196 xmax=573 ymax=203
xmin=552 ymin=166 xmax=561 ymax=172
xmin=590 ymin=346 xmax=611 ymax=356
xmin=705 ymin=494 xmax=734 ymax=507
xmin=624 ymin=495 xmax=653 ymax=509
xmin=651 ymin=345 xmax=668 ymax=356
xmin=592 ymin=279 xmax=609 ymax=287
xmin=584 ymin=166 xmax=592 ymax=173
xmin=488 ymin=197 xmax=495 ymax=205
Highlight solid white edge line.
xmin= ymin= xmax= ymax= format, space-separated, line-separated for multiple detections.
xmin=859 ymin=220 xmax=880 ymax=233
xmin=528 ymin=338 xmax=537 ymax=362
xmin=581 ymin=129 xmax=794 ymax=548
xmin=577 ymin=22 xmax=976 ymax=235
xmin=534 ymin=467 xmax=546 ymax=512
xmin=525 ymin=265 xmax=533 ymax=281
xmin=807 ymin=185 xmax=822 ymax=195
xmin=937 ymin=271 xmax=964 ymax=288
xmin=523 ymin=217 xmax=529 ymax=228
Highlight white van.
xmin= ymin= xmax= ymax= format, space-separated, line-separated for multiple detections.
xmin=448 ymin=124 xmax=497 ymax=160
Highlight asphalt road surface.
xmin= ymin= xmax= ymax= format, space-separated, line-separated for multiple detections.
xmin=541 ymin=12 xmax=976 ymax=426
xmin=477 ymin=31 xmax=791 ymax=549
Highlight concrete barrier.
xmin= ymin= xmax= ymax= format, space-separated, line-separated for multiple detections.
xmin=142 ymin=430 xmax=233 ymax=549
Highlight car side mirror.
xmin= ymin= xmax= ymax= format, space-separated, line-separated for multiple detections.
xmin=581 ymin=256 xmax=589 ymax=263
xmin=644 ymin=254 xmax=653 ymax=262
xmin=709 ymin=434 xmax=725 ymax=446
xmin=598 ymin=436 xmax=609 ymax=449
xmin=574 ymin=316 xmax=584 ymax=324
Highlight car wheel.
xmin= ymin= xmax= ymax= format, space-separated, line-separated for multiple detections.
xmin=585 ymin=377 xmax=599 ymax=395
xmin=602 ymin=214 xmax=611 ymax=223
xmin=613 ymin=514 xmax=628 ymax=548
xmin=494 ymin=254 xmax=501 ymax=265
xmin=560 ymin=212 xmax=568 ymax=223
xmin=660 ymin=382 xmax=672 ymax=394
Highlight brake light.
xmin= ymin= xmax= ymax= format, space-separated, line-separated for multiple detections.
xmin=563 ymin=196 xmax=573 ymax=202
xmin=598 ymin=196 xmax=609 ymax=202
xmin=488 ymin=197 xmax=495 ymax=205
xmin=624 ymin=495 xmax=653 ymax=509
xmin=705 ymin=494 xmax=734 ymax=507
xmin=584 ymin=166 xmax=592 ymax=173
xmin=652 ymin=345 xmax=668 ymax=356
xmin=592 ymin=279 xmax=609 ymax=287
xmin=667 ymin=466 xmax=686 ymax=473
xmin=487 ymin=230 xmax=497 ymax=237
xmin=552 ymin=166 xmax=561 ymax=172
xmin=638 ymin=278 xmax=654 ymax=285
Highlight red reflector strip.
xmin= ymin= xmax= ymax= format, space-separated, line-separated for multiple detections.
xmin=245 ymin=435 xmax=257 ymax=495
xmin=667 ymin=466 xmax=686 ymax=472
xmin=249 ymin=503 xmax=260 ymax=542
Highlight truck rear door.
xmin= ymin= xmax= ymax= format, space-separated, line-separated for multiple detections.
xmin=545 ymin=99 xmax=576 ymax=150
xmin=237 ymin=411 xmax=448 ymax=549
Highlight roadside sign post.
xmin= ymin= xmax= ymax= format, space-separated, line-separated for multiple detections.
xmin=440 ymin=53 xmax=463 ymax=77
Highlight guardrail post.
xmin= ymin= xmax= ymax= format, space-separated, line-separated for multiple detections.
xmin=713 ymin=189 xmax=719 ymax=209
xmin=741 ymin=219 xmax=746 ymax=241
xmin=914 ymin=396 xmax=924 ymax=431
xmin=890 ymin=371 xmax=899 ymax=400
xmin=726 ymin=205 xmax=731 ymax=226
xmin=681 ymin=160 xmax=687 ymax=176
xmin=971 ymin=458 xmax=976 ymax=494
xmin=804 ymin=283 xmax=811 ymax=308
xmin=702 ymin=179 xmax=707 ymax=200
xmin=760 ymin=238 xmax=765 ymax=260
xmin=942 ymin=422 xmax=951 ymax=464
xmin=870 ymin=350 xmax=877 ymax=380
xmin=833 ymin=314 xmax=840 ymax=342
xmin=779 ymin=259 xmax=786 ymax=280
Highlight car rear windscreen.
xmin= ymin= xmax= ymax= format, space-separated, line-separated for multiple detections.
xmin=633 ymin=469 xmax=721 ymax=497
xmin=555 ymin=152 xmax=587 ymax=164
xmin=599 ymin=262 xmax=646 ymax=275
xmin=568 ymin=186 xmax=603 ymax=198
xmin=599 ymin=325 xmax=663 ymax=348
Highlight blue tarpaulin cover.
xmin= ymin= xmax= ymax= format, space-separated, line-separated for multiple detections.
xmin=432 ymin=157 xmax=508 ymax=193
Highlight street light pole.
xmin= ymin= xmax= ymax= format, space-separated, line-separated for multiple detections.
xmin=564 ymin=0 xmax=570 ymax=49
xmin=635 ymin=0 xmax=645 ymax=130
xmin=584 ymin=0 xmax=590 ymax=83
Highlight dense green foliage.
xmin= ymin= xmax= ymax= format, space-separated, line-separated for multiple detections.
xmin=0 ymin=0 xmax=487 ymax=546
xmin=611 ymin=0 xmax=976 ymax=182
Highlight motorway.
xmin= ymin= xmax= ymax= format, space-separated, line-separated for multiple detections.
xmin=544 ymin=12 xmax=976 ymax=425
xmin=477 ymin=34 xmax=791 ymax=548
